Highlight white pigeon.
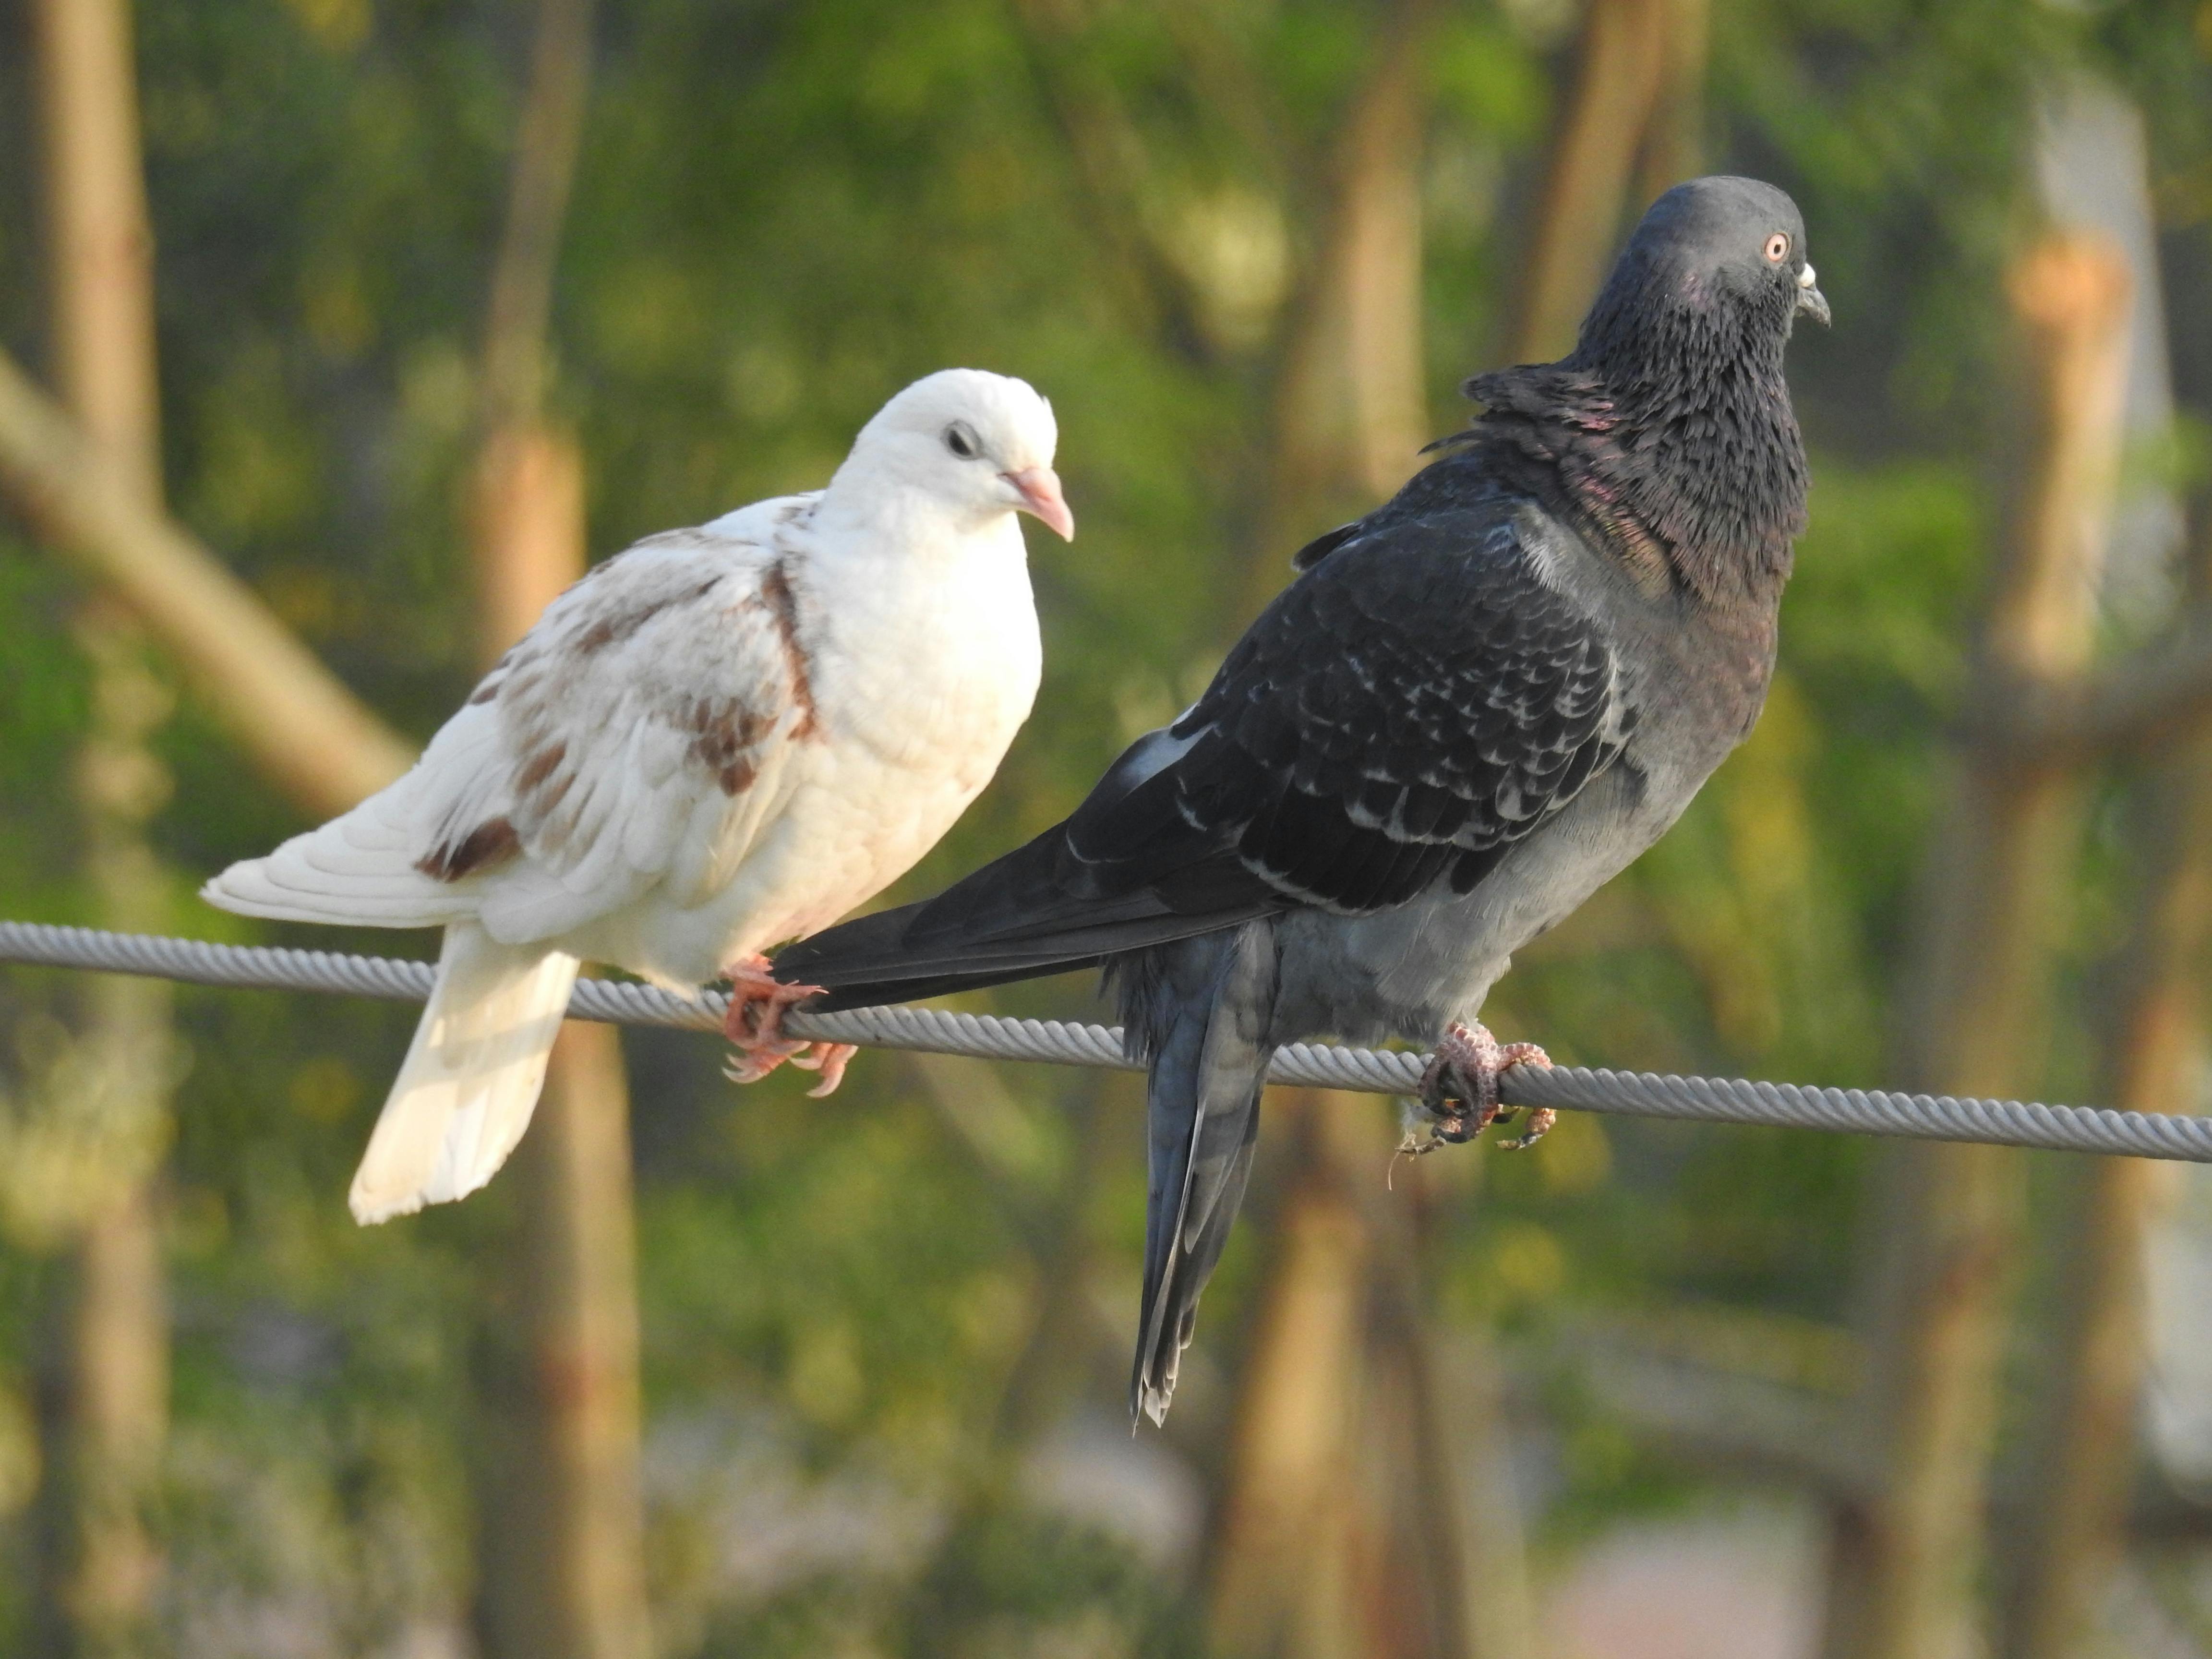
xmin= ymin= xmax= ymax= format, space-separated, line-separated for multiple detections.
xmin=203 ymin=369 xmax=1071 ymax=1224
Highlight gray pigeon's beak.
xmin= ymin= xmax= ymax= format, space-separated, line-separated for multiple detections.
xmin=1004 ymin=466 xmax=1074 ymax=541
xmin=1795 ymin=262 xmax=1831 ymax=327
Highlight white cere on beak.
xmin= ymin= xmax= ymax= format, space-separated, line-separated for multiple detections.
xmin=1798 ymin=263 xmax=1818 ymax=290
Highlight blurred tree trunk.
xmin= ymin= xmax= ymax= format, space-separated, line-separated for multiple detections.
xmin=1821 ymin=234 xmax=2134 ymax=1659
xmin=1366 ymin=1170 xmax=1539 ymax=1659
xmin=473 ymin=987 xmax=651 ymax=1659
xmin=1210 ymin=9 xmax=1533 ymax=1656
xmin=1002 ymin=0 xmax=1211 ymax=365
xmin=1635 ymin=0 xmax=1708 ymax=218
xmin=0 ymin=349 xmax=414 ymax=812
xmin=1211 ymin=1105 xmax=1535 ymax=1659
xmin=1209 ymin=1095 xmax=1382 ymax=1659
xmin=1513 ymin=0 xmax=1705 ymax=364
xmin=1997 ymin=513 xmax=2208 ymax=1659
xmin=1249 ymin=0 xmax=1431 ymax=619
xmin=31 ymin=0 xmax=174 ymax=1650
xmin=2000 ymin=842 xmax=2204 ymax=1659
xmin=892 ymin=1062 xmax=1112 ymax=1653
xmin=463 ymin=4 xmax=650 ymax=1656
xmin=1995 ymin=89 xmax=2184 ymax=1659
xmin=1211 ymin=1104 xmax=1538 ymax=1659
xmin=1211 ymin=12 xmax=1427 ymax=1653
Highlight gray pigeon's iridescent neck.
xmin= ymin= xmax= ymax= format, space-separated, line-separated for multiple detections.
xmin=1461 ymin=312 xmax=1806 ymax=614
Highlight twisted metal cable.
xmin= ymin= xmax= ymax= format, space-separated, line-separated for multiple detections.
xmin=4 ymin=920 xmax=2209 ymax=1164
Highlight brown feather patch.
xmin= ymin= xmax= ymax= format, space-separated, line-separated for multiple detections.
xmin=760 ymin=560 xmax=819 ymax=737
xmin=682 ymin=698 xmax=770 ymax=796
xmin=572 ymin=578 xmax=719 ymax=656
xmin=415 ymin=816 xmax=521 ymax=881
xmin=516 ymin=741 xmax=566 ymax=793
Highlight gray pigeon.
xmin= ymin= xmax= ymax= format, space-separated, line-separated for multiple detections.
xmin=775 ymin=176 xmax=1829 ymax=1425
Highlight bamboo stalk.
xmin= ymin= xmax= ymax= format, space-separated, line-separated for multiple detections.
xmin=0 ymin=350 xmax=414 ymax=817
xmin=1512 ymin=0 xmax=1668 ymax=364
xmin=31 ymin=0 xmax=175 ymax=1647
xmin=2000 ymin=478 xmax=2209 ymax=1659
xmin=1253 ymin=0 xmax=1433 ymax=614
xmin=1208 ymin=1094 xmax=1379 ymax=1659
xmin=459 ymin=6 xmax=650 ymax=1654
xmin=1823 ymin=234 xmax=2134 ymax=1659
xmin=1512 ymin=0 xmax=1711 ymax=366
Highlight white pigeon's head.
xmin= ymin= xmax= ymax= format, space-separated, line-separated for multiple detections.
xmin=837 ymin=369 xmax=1073 ymax=541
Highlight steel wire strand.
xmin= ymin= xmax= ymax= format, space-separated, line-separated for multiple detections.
xmin=3 ymin=920 xmax=2210 ymax=1163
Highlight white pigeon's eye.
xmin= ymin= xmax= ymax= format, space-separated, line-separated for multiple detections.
xmin=943 ymin=421 xmax=982 ymax=460
xmin=1764 ymin=232 xmax=1790 ymax=263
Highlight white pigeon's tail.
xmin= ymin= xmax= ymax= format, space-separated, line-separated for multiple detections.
xmin=350 ymin=922 xmax=580 ymax=1224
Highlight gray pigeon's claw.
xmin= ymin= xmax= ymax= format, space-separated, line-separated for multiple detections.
xmin=1415 ymin=1022 xmax=1551 ymax=1149
xmin=1495 ymin=1107 xmax=1559 ymax=1151
xmin=1396 ymin=1119 xmax=1449 ymax=1159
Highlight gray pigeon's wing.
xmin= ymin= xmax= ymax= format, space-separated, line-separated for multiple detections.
xmin=1177 ymin=503 xmax=1634 ymax=911
xmin=778 ymin=492 xmax=1636 ymax=1007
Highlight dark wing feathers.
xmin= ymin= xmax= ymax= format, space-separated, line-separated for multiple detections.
xmin=777 ymin=497 xmax=1632 ymax=1005
xmin=1288 ymin=520 xmax=1361 ymax=573
xmin=1180 ymin=509 xmax=1628 ymax=911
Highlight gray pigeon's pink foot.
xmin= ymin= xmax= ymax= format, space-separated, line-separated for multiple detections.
xmin=1494 ymin=1105 xmax=1559 ymax=1151
xmin=1406 ymin=1021 xmax=1552 ymax=1154
xmin=722 ymin=955 xmax=849 ymax=1091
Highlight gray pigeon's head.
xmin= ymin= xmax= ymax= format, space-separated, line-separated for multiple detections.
xmin=1576 ymin=176 xmax=1829 ymax=370
xmin=840 ymin=368 xmax=1073 ymax=541
xmin=1459 ymin=174 xmax=1818 ymax=608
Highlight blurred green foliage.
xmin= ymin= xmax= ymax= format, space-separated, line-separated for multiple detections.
xmin=2 ymin=0 xmax=2210 ymax=1651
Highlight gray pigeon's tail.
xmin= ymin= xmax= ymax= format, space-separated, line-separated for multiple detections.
xmin=1125 ymin=920 xmax=1279 ymax=1427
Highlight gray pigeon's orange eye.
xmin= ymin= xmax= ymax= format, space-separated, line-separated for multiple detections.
xmin=1764 ymin=232 xmax=1790 ymax=263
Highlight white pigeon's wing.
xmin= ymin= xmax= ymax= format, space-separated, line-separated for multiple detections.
xmin=205 ymin=498 xmax=823 ymax=942
xmin=424 ymin=504 xmax=824 ymax=943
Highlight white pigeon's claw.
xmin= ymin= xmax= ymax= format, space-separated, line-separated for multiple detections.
xmin=722 ymin=1039 xmax=808 ymax=1085
xmin=722 ymin=956 xmax=854 ymax=1090
xmin=788 ymin=1042 xmax=859 ymax=1097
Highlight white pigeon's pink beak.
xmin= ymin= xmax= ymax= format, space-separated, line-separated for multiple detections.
xmin=1003 ymin=466 xmax=1074 ymax=541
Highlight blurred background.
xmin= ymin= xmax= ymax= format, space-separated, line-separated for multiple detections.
xmin=1 ymin=0 xmax=2210 ymax=1655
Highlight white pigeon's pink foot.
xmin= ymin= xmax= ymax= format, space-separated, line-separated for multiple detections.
xmin=785 ymin=1040 xmax=859 ymax=1098
xmin=721 ymin=955 xmax=853 ymax=1095
xmin=1405 ymin=1021 xmax=1553 ymax=1154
